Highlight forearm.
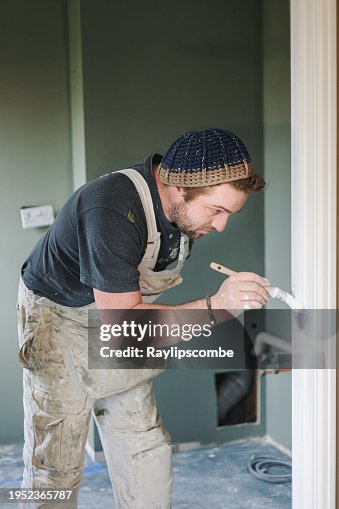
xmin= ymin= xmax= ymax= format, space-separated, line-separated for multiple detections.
xmin=131 ymin=297 xmax=210 ymax=310
xmin=94 ymin=288 xmax=215 ymax=311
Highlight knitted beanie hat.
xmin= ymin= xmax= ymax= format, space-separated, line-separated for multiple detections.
xmin=158 ymin=128 xmax=253 ymax=188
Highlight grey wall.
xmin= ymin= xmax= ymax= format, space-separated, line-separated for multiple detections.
xmin=263 ymin=0 xmax=292 ymax=449
xmin=0 ymin=0 xmax=72 ymax=442
xmin=81 ymin=0 xmax=263 ymax=184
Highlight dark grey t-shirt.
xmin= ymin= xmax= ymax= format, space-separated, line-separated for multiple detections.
xmin=22 ymin=154 xmax=190 ymax=307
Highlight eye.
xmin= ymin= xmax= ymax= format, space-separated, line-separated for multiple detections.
xmin=208 ymin=207 xmax=222 ymax=215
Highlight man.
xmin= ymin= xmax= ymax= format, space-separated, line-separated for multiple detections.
xmin=17 ymin=128 xmax=269 ymax=508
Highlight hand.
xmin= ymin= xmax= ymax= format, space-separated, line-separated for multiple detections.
xmin=211 ymin=272 xmax=270 ymax=315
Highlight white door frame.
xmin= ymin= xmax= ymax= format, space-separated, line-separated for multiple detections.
xmin=290 ymin=0 xmax=337 ymax=507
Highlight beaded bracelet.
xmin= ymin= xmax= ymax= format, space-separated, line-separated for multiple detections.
xmin=205 ymin=295 xmax=217 ymax=326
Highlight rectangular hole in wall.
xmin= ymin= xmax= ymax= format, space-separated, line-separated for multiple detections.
xmin=215 ymin=370 xmax=259 ymax=427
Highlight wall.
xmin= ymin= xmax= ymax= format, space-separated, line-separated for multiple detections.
xmin=81 ymin=0 xmax=264 ymax=184
xmin=0 ymin=0 xmax=72 ymax=442
xmin=263 ymin=0 xmax=292 ymax=449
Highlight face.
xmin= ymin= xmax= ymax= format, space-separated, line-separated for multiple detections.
xmin=168 ymin=184 xmax=249 ymax=239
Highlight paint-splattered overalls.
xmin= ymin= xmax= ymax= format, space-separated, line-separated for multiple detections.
xmin=17 ymin=169 xmax=190 ymax=508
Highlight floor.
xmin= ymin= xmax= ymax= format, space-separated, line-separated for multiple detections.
xmin=0 ymin=438 xmax=291 ymax=508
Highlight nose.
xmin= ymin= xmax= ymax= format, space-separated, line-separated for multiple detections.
xmin=211 ymin=214 xmax=229 ymax=232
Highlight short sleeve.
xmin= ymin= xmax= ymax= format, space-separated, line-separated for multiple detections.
xmin=76 ymin=207 xmax=147 ymax=293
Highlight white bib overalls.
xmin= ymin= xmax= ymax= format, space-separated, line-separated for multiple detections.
xmin=17 ymin=169 xmax=189 ymax=509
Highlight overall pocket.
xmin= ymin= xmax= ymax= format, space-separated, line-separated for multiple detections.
xmin=31 ymin=391 xmax=89 ymax=472
xmin=17 ymin=303 xmax=42 ymax=370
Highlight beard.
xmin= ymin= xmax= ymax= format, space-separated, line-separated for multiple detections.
xmin=168 ymin=200 xmax=212 ymax=239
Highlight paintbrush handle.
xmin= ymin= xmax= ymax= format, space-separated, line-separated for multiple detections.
xmin=210 ymin=262 xmax=237 ymax=276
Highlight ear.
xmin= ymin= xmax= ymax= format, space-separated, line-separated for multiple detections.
xmin=167 ymin=186 xmax=185 ymax=200
xmin=176 ymin=186 xmax=186 ymax=196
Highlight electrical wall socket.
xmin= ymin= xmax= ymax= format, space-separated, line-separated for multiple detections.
xmin=20 ymin=205 xmax=55 ymax=229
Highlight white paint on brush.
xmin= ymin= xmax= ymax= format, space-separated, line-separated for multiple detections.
xmin=268 ymin=287 xmax=304 ymax=309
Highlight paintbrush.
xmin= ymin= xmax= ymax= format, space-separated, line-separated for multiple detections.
xmin=210 ymin=262 xmax=303 ymax=309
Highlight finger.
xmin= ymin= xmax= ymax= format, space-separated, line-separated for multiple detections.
xmin=231 ymin=272 xmax=270 ymax=287
xmin=239 ymin=282 xmax=270 ymax=300
xmin=241 ymin=292 xmax=267 ymax=306
xmin=243 ymin=301 xmax=263 ymax=310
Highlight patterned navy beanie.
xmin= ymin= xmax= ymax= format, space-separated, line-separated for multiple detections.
xmin=158 ymin=128 xmax=253 ymax=187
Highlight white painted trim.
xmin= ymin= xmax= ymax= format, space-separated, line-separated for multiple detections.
xmin=68 ymin=0 xmax=87 ymax=190
xmin=290 ymin=0 xmax=337 ymax=507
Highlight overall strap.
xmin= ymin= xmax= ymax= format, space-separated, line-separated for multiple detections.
xmin=117 ymin=169 xmax=160 ymax=270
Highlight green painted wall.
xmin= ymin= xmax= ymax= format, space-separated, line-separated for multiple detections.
xmin=263 ymin=0 xmax=292 ymax=450
xmin=0 ymin=0 xmax=72 ymax=442
xmin=81 ymin=0 xmax=264 ymax=185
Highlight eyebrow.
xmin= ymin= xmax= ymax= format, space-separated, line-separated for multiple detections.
xmin=211 ymin=205 xmax=243 ymax=214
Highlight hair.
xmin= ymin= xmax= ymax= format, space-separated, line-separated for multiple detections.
xmin=182 ymin=173 xmax=266 ymax=202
